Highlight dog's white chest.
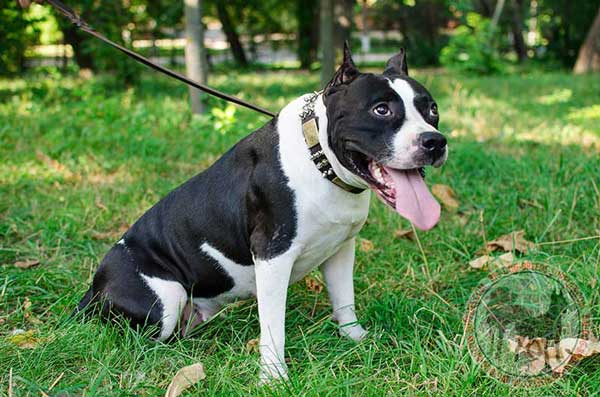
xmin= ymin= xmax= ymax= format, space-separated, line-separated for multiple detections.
xmin=289 ymin=213 xmax=366 ymax=283
xmin=276 ymin=96 xmax=371 ymax=284
xmin=287 ymin=190 xmax=369 ymax=283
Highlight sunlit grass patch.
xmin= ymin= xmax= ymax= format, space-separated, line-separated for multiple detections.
xmin=428 ymin=72 xmax=600 ymax=148
xmin=536 ymin=88 xmax=573 ymax=105
xmin=568 ymin=104 xmax=600 ymax=121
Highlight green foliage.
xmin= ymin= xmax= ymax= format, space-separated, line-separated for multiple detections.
xmin=535 ymin=0 xmax=599 ymax=67
xmin=211 ymin=104 xmax=237 ymax=134
xmin=370 ymin=0 xmax=451 ymax=66
xmin=440 ymin=13 xmax=505 ymax=75
xmin=404 ymin=34 xmax=449 ymax=67
xmin=28 ymin=4 xmax=62 ymax=45
xmin=0 ymin=3 xmax=40 ymax=75
xmin=142 ymin=0 xmax=183 ymax=35
xmin=54 ymin=0 xmax=142 ymax=85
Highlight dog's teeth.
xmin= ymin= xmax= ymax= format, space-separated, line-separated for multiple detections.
xmin=374 ymin=168 xmax=382 ymax=180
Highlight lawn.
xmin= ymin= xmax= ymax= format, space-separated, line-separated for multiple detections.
xmin=1 ymin=67 xmax=599 ymax=396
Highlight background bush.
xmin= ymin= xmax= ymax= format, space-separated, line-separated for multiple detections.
xmin=0 ymin=2 xmax=39 ymax=75
xmin=440 ymin=13 xmax=506 ymax=75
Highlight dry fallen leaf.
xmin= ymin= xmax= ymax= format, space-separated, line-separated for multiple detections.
xmin=14 ymin=259 xmax=40 ymax=269
xmin=506 ymin=336 xmax=546 ymax=375
xmin=24 ymin=312 xmax=42 ymax=325
xmin=165 ymin=363 xmax=206 ymax=397
xmin=23 ymin=297 xmax=42 ymax=325
xmin=91 ymin=223 xmax=129 ymax=241
xmin=485 ymin=230 xmax=535 ymax=254
xmin=548 ymin=337 xmax=600 ymax=374
xmin=9 ymin=329 xmax=39 ymax=349
xmin=587 ymin=331 xmax=599 ymax=343
xmin=469 ymin=255 xmax=490 ymax=269
xmin=36 ymin=150 xmax=76 ymax=180
xmin=519 ymin=198 xmax=543 ymax=209
xmin=431 ymin=184 xmax=459 ymax=212
xmin=559 ymin=337 xmax=600 ymax=360
xmin=246 ymin=338 xmax=259 ymax=354
xmin=493 ymin=252 xmax=514 ymax=267
xmin=95 ymin=196 xmax=108 ymax=211
xmin=90 ymin=231 xmax=114 ymax=240
xmin=469 ymin=252 xmax=514 ymax=269
xmin=507 ymin=336 xmax=600 ymax=375
xmin=525 ymin=353 xmax=546 ymax=375
xmin=23 ymin=297 xmax=32 ymax=310
xmin=359 ymin=239 xmax=374 ymax=252
xmin=524 ymin=337 xmax=546 ymax=375
xmin=546 ymin=344 xmax=570 ymax=374
xmin=394 ymin=229 xmax=415 ymax=241
xmin=304 ymin=276 xmax=323 ymax=294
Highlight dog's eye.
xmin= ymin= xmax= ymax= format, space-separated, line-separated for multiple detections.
xmin=373 ymin=103 xmax=391 ymax=117
xmin=429 ymin=103 xmax=438 ymax=117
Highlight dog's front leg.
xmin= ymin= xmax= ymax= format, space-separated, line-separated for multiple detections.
xmin=321 ymin=238 xmax=367 ymax=342
xmin=255 ymin=253 xmax=295 ymax=383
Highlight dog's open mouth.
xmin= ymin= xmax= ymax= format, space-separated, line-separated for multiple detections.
xmin=365 ymin=161 xmax=441 ymax=231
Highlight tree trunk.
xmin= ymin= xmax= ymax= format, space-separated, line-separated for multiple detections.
xmin=510 ymin=0 xmax=528 ymax=62
xmin=573 ymin=6 xmax=600 ymax=74
xmin=360 ymin=0 xmax=370 ymax=53
xmin=320 ymin=0 xmax=335 ymax=87
xmin=490 ymin=0 xmax=506 ymax=32
xmin=61 ymin=24 xmax=95 ymax=70
xmin=215 ymin=2 xmax=248 ymax=67
xmin=184 ymin=0 xmax=208 ymax=114
xmin=333 ymin=0 xmax=354 ymax=50
xmin=526 ymin=0 xmax=538 ymax=47
xmin=479 ymin=0 xmax=493 ymax=17
xmin=297 ymin=0 xmax=318 ymax=69
xmin=61 ymin=38 xmax=68 ymax=72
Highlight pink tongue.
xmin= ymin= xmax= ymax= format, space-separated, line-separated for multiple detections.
xmin=384 ymin=168 xmax=441 ymax=231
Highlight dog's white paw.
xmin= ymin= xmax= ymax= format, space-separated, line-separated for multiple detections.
xmin=258 ymin=361 xmax=288 ymax=385
xmin=339 ymin=323 xmax=368 ymax=342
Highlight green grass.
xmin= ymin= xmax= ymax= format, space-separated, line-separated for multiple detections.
xmin=1 ymin=67 xmax=599 ymax=396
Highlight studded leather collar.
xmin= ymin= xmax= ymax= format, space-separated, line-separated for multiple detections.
xmin=300 ymin=93 xmax=365 ymax=194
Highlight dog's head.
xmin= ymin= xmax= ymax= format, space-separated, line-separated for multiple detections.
xmin=322 ymin=44 xmax=447 ymax=231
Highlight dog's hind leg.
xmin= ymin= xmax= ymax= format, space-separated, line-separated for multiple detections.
xmin=82 ymin=244 xmax=188 ymax=340
xmin=320 ymin=238 xmax=368 ymax=342
xmin=72 ymin=287 xmax=94 ymax=317
xmin=139 ymin=273 xmax=188 ymax=340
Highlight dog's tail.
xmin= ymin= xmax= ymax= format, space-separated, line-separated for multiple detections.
xmin=71 ymin=287 xmax=95 ymax=318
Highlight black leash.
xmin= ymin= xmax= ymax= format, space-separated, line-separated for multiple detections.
xmin=44 ymin=0 xmax=276 ymax=118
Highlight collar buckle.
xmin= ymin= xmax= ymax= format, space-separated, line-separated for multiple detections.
xmin=300 ymin=93 xmax=365 ymax=195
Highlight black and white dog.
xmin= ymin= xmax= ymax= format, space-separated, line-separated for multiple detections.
xmin=76 ymin=45 xmax=447 ymax=381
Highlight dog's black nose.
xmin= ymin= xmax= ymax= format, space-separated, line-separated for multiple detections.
xmin=419 ymin=131 xmax=447 ymax=152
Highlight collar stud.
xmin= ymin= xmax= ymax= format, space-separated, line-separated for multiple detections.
xmin=300 ymin=93 xmax=365 ymax=194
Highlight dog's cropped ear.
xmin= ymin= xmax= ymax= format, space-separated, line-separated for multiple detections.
xmin=384 ymin=48 xmax=409 ymax=76
xmin=325 ymin=41 xmax=359 ymax=93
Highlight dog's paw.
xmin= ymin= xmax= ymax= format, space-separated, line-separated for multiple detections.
xmin=258 ymin=361 xmax=288 ymax=385
xmin=339 ymin=323 xmax=368 ymax=342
